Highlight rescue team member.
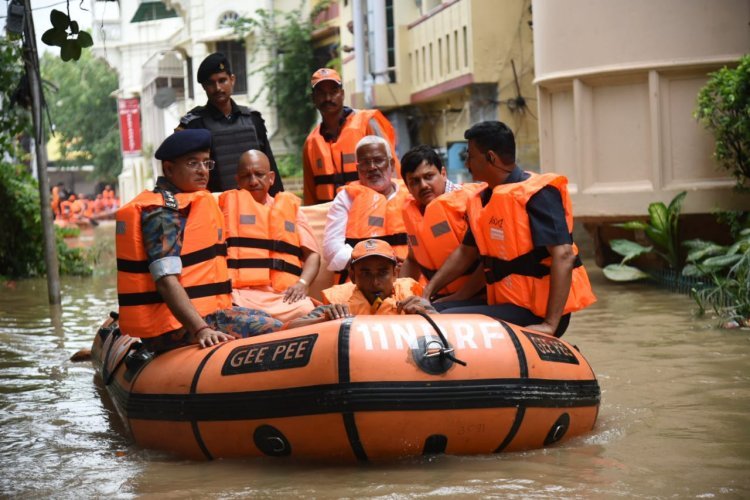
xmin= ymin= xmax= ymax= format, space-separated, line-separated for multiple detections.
xmin=287 ymin=239 xmax=435 ymax=328
xmin=399 ymin=145 xmax=486 ymax=306
xmin=219 ymin=150 xmax=321 ymax=323
xmin=178 ymin=52 xmax=283 ymax=195
xmin=115 ymin=129 xmax=281 ymax=353
xmin=422 ymin=121 xmax=596 ymax=337
xmin=302 ymin=68 xmax=399 ymax=205
xmin=322 ymin=136 xmax=409 ymax=284
xmin=50 ymin=182 xmax=65 ymax=219
xmin=59 ymin=194 xmax=77 ymax=222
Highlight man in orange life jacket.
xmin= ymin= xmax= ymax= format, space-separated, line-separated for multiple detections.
xmin=287 ymin=239 xmax=435 ymax=329
xmin=115 ymin=129 xmax=281 ymax=353
xmin=322 ymin=135 xmax=409 ymax=283
xmin=220 ymin=150 xmax=321 ymax=323
xmin=422 ymin=121 xmax=596 ymax=337
xmin=178 ymin=52 xmax=283 ymax=195
xmin=398 ymin=145 xmax=486 ymax=307
xmin=302 ymin=68 xmax=399 ymax=205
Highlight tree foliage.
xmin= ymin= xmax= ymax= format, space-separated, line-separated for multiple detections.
xmin=40 ymin=50 xmax=121 ymax=184
xmin=0 ymin=38 xmax=31 ymax=161
xmin=231 ymin=1 xmax=331 ymax=168
xmin=695 ymin=54 xmax=750 ymax=190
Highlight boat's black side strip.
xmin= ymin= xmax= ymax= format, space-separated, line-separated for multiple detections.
xmin=338 ymin=319 xmax=368 ymax=461
xmin=122 ymin=378 xmax=600 ymax=422
xmin=494 ymin=406 xmax=526 ymax=453
xmin=190 ymin=344 xmax=223 ymax=461
xmin=495 ymin=321 xmax=529 ymax=452
xmin=500 ymin=321 xmax=528 ymax=379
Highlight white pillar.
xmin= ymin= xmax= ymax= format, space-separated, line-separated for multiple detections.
xmin=353 ymin=0 xmax=366 ymax=96
xmin=367 ymin=0 xmax=388 ymax=84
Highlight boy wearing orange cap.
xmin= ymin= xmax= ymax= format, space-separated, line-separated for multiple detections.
xmin=287 ymin=239 xmax=435 ymax=328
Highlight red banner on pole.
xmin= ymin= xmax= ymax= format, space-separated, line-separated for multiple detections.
xmin=118 ymin=98 xmax=142 ymax=155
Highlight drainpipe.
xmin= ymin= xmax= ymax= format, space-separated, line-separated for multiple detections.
xmin=367 ymin=0 xmax=388 ymax=85
xmin=353 ymin=0 xmax=367 ymax=104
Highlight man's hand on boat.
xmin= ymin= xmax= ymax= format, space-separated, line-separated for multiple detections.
xmin=189 ymin=326 xmax=240 ymax=348
xmin=324 ymin=304 xmax=353 ymax=320
xmin=396 ymin=296 xmax=437 ymax=315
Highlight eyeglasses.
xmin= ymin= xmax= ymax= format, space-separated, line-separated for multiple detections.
xmin=185 ymin=159 xmax=216 ymax=171
xmin=356 ymin=157 xmax=389 ymax=170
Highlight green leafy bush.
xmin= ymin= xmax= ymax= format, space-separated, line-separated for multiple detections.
xmin=683 ymin=214 xmax=750 ymax=326
xmin=695 ymin=54 xmax=750 ymax=190
xmin=603 ymin=192 xmax=686 ymax=282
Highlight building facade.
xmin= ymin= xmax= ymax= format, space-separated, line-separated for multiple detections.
xmin=533 ymin=0 xmax=749 ymax=219
xmin=90 ymin=0 xmax=303 ymax=203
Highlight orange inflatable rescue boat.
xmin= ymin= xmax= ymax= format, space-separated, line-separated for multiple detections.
xmin=92 ymin=313 xmax=600 ymax=461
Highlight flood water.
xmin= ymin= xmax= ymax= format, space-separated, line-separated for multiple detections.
xmin=1 ymin=224 xmax=749 ymax=498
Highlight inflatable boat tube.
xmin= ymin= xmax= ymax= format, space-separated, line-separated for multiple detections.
xmin=91 ymin=313 xmax=599 ymax=461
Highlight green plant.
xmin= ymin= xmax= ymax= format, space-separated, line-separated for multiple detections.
xmin=41 ymin=9 xmax=94 ymax=61
xmin=682 ymin=214 xmax=750 ymax=326
xmin=231 ymin=1 xmax=331 ymax=155
xmin=695 ymin=54 xmax=750 ymax=190
xmin=275 ymin=154 xmax=302 ymax=178
xmin=603 ymin=192 xmax=687 ymax=282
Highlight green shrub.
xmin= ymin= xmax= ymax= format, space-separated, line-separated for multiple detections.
xmin=603 ymin=192 xmax=686 ymax=281
xmin=695 ymin=54 xmax=750 ymax=190
xmin=683 ymin=214 xmax=750 ymax=326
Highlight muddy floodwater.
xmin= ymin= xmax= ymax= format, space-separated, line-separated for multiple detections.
xmin=1 ymin=225 xmax=749 ymax=498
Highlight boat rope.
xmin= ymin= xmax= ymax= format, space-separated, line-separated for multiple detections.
xmin=415 ymin=311 xmax=467 ymax=367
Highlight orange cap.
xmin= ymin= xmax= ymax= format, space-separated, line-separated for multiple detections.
xmin=311 ymin=68 xmax=342 ymax=88
xmin=350 ymin=239 xmax=398 ymax=265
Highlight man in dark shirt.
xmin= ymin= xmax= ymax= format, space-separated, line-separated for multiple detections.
xmin=422 ymin=121 xmax=595 ymax=337
xmin=178 ymin=52 xmax=283 ymax=194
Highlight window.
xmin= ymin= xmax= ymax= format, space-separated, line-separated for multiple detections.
xmin=216 ymin=40 xmax=247 ymax=94
xmin=218 ymin=11 xmax=240 ymax=28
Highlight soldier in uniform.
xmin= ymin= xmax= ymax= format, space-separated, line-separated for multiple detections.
xmin=178 ymin=52 xmax=284 ymax=195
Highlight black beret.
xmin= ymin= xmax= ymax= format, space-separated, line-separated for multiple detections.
xmin=197 ymin=52 xmax=231 ymax=84
xmin=155 ymin=129 xmax=212 ymax=161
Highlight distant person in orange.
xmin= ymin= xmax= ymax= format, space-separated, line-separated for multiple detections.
xmin=72 ymin=194 xmax=88 ymax=221
xmin=50 ymin=183 xmax=64 ymax=219
xmin=287 ymin=239 xmax=435 ymax=329
xmin=302 ymin=68 xmax=400 ymax=205
xmin=219 ymin=150 xmax=321 ymax=323
xmin=102 ymin=184 xmax=115 ymax=210
xmin=59 ymin=194 xmax=76 ymax=221
xmin=93 ymin=194 xmax=105 ymax=216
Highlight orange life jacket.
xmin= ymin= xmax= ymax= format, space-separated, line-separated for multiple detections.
xmin=51 ymin=187 xmax=60 ymax=216
xmin=303 ymin=109 xmax=400 ymax=204
xmin=321 ymin=278 xmax=422 ymax=315
xmin=403 ymin=185 xmax=482 ymax=296
xmin=218 ymin=190 xmax=303 ymax=292
xmin=59 ymin=200 xmax=74 ymax=221
xmin=334 ymin=181 xmax=409 ymax=284
xmin=468 ymin=173 xmax=596 ymax=317
xmin=115 ymin=189 xmax=231 ymax=339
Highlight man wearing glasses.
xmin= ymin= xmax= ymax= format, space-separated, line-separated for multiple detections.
xmin=322 ymin=135 xmax=409 ymax=284
xmin=115 ymin=130 xmax=282 ymax=354
xmin=302 ymin=68 xmax=399 ymax=205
